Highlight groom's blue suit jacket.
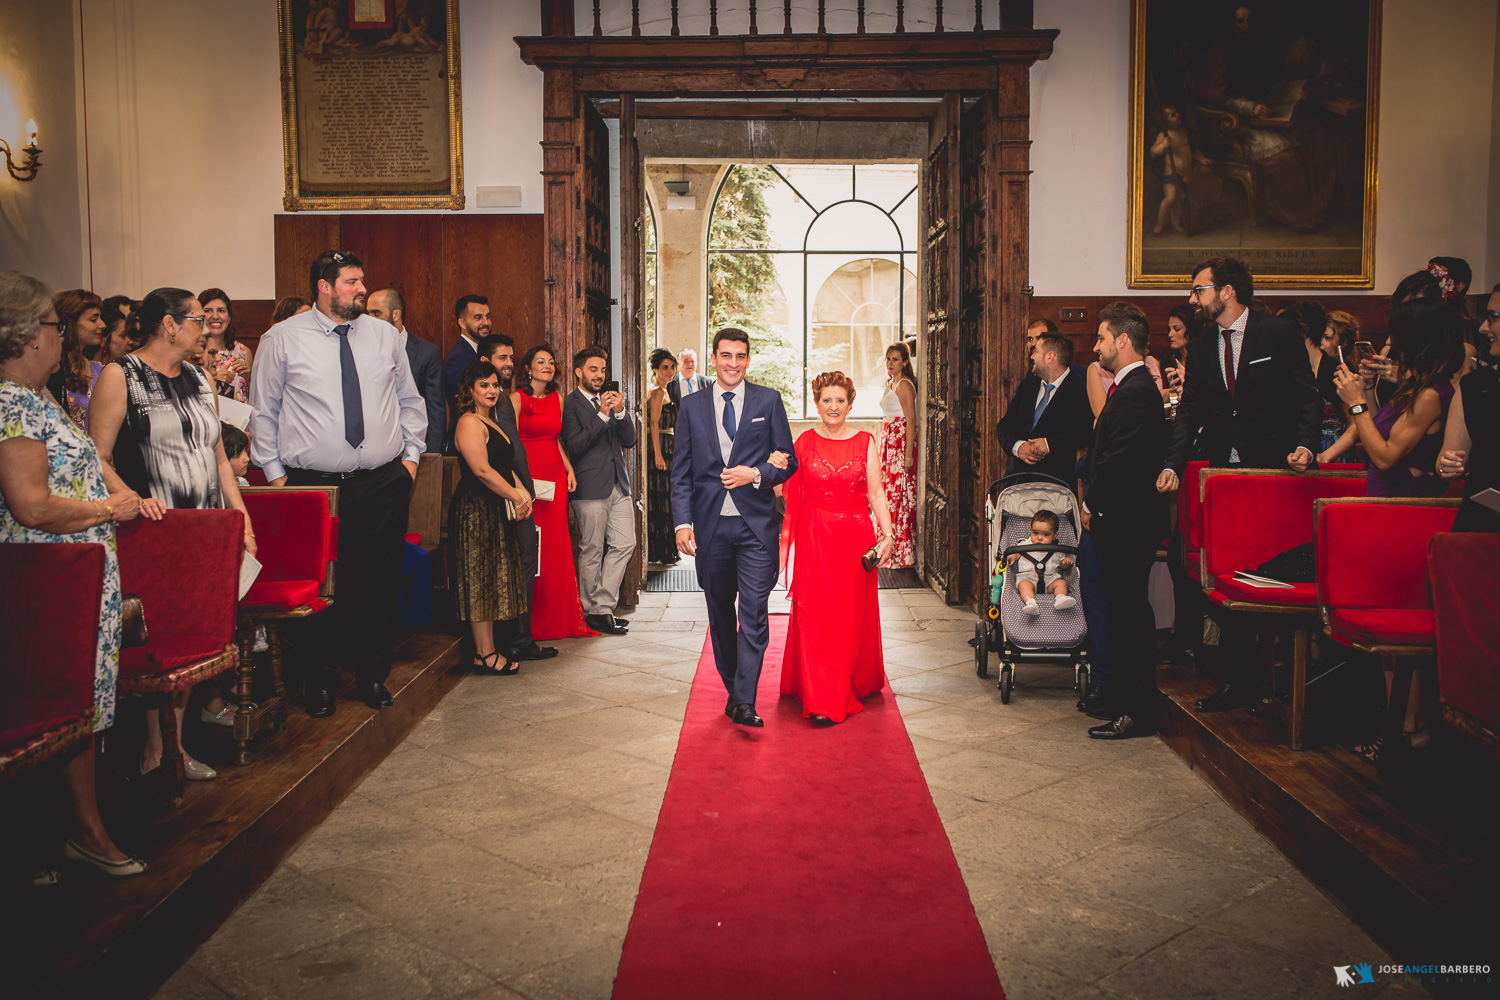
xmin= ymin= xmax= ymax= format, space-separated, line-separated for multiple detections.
xmin=669 ymin=380 xmax=798 ymax=554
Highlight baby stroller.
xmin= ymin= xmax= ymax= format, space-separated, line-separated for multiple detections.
xmin=973 ymin=472 xmax=1091 ymax=704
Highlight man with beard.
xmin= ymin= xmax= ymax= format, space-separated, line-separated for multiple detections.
xmin=368 ymin=287 xmax=444 ymax=455
xmin=1155 ymin=255 xmax=1319 ymax=713
xmin=476 ymin=332 xmax=556 ymax=662
xmin=442 ymin=294 xmax=492 ymax=453
xmin=249 ymin=250 xmax=427 ymax=717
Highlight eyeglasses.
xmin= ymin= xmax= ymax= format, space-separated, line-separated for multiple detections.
xmin=1189 ymin=283 xmax=1223 ymax=296
xmin=175 ymin=315 xmax=207 ymax=327
xmin=37 ymin=320 xmax=65 ymax=333
xmin=1481 ymin=310 xmax=1500 ymax=324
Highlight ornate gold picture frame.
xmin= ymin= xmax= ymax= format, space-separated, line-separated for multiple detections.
xmin=279 ymin=0 xmax=464 ymax=211
xmin=1128 ymin=0 xmax=1379 ymax=288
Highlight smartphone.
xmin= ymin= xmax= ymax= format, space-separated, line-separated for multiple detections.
xmin=602 ymin=380 xmax=620 ymax=394
xmin=1352 ymin=341 xmax=1375 ymax=371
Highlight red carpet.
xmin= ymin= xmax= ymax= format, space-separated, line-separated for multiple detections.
xmin=612 ymin=615 xmax=1005 ymax=1000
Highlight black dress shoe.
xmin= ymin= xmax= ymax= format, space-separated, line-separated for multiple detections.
xmin=730 ymin=704 xmax=764 ymax=728
xmin=1088 ymin=715 xmax=1154 ymax=740
xmin=359 ymin=682 xmax=393 ymax=709
xmin=1195 ymin=683 xmax=1253 ymax=713
xmin=1081 ymin=691 xmax=1120 ymax=721
xmin=585 ymin=614 xmax=629 ymax=635
xmin=510 ymin=641 xmax=559 ymax=662
xmin=307 ymin=688 xmax=336 ymax=718
xmin=610 ymin=614 xmax=631 ymax=629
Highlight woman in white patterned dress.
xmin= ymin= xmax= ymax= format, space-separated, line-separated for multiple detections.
xmin=91 ymin=288 xmax=256 ymax=781
xmin=0 ymin=271 xmax=161 ymax=877
xmin=877 ymin=342 xmax=918 ymax=568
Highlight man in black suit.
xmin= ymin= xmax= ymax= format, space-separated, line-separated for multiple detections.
xmin=477 ymin=333 xmax=555 ymax=662
xmin=441 ymin=294 xmax=491 ymax=453
xmin=1155 ymin=257 xmax=1321 ymax=712
xmin=667 ymin=347 xmax=711 ymax=404
xmin=368 ymin=288 xmax=444 ymax=455
xmin=1083 ymin=303 xmax=1170 ymax=740
xmin=997 ymin=330 xmax=1093 ymax=485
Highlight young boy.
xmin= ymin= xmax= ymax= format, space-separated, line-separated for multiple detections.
xmin=1148 ymin=103 xmax=1196 ymax=236
xmin=221 ymin=423 xmax=252 ymax=486
xmin=997 ymin=509 xmax=1077 ymax=616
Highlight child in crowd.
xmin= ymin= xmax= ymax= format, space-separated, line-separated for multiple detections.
xmin=994 ymin=509 xmax=1077 ymax=616
xmin=1149 ymin=103 xmax=1196 ymax=236
xmin=221 ymin=423 xmax=252 ymax=487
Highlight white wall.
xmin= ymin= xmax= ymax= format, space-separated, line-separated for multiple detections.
xmin=1030 ymin=0 xmax=1500 ymax=296
xmin=0 ymin=0 xmax=86 ymax=292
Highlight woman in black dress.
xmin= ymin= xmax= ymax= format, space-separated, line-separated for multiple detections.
xmin=450 ymin=361 xmax=533 ymax=673
xmin=646 ymin=348 xmax=679 ymax=566
xmin=1439 ymin=283 xmax=1500 ymax=532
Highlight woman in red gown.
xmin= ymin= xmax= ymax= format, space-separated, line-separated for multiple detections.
xmin=778 ymin=371 xmax=894 ymax=723
xmin=511 ymin=346 xmax=597 ymax=641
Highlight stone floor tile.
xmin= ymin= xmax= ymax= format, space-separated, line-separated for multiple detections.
xmin=1043 ymin=840 xmax=1278 ymax=924
xmin=631 ymin=655 xmax=704 ymax=683
xmin=619 ymin=604 xmax=664 ymax=622
xmin=1124 ymin=803 xmax=1295 ymax=879
xmin=203 ymin=925 xmax=490 ymax=1000
xmin=355 ymin=745 xmax=488 ymax=801
xmin=522 ymin=655 xmax=636 ymax=686
xmin=559 ymin=847 xmax=650 ymax=911
xmin=980 ymin=717 xmax=1156 ymax=773
xmin=926 ymin=783 xmax=996 ymax=825
xmin=617 ymin=621 xmax=697 ymax=632
xmin=551 ymin=633 xmax=657 ymax=656
xmin=632 ymin=690 xmax=693 ymax=720
xmin=426 ymin=726 xmax=600 ymax=773
xmin=905 ymin=732 xmax=968 ymax=762
xmin=883 ymin=659 xmax=937 ymax=680
xmin=566 ymin=642 xmax=684 ymax=671
xmin=502 ymin=942 xmax=622 ymax=1000
xmin=892 ymin=693 xmax=946 ymax=717
xmin=1004 ymin=764 xmax=1212 ymax=838
xmin=191 ymin=867 xmax=383 ymax=976
xmin=883 ymin=641 xmax=975 ymax=672
xmin=609 ymin=730 xmax=683 ymax=766
xmin=646 ymin=633 xmax=712 ymax=654
xmin=974 ymin=877 xmax=1191 ymax=982
xmin=943 ymin=803 xmax=1122 ymax=885
xmin=666 ymin=591 xmax=708 ymax=608
xmin=306 ymin=836 xmax=534 ymax=921
xmin=918 ymin=748 xmax=1073 ymax=804
xmin=527 ymin=705 xmax=682 ymax=749
xmin=991 ymin=951 xmax=1089 ymax=1000
xmin=486 ymin=802 xmax=653 ymax=873
xmin=589 ymin=776 xmax=671 ymax=828
xmin=891 ymin=670 xmax=1003 ymax=704
xmin=512 ymin=747 xmax=669 ymax=804
xmin=912 ymin=618 xmax=984 ymax=631
xmin=1202 ymin=879 xmax=1393 ymax=966
xmin=379 ymin=772 xmax=574 ymax=838
xmin=902 ymin=704 xmax=1047 ymax=747
xmin=468 ymin=681 xmax=620 ymax=723
xmin=631 ymin=591 xmax=670 ymax=606
xmin=394 ymin=880 xmax=630 ymax=983
xmin=287 ymin=795 xmax=443 ymax=874
xmin=157 ymin=965 xmax=233 ymax=1000
xmin=1097 ymin=927 xmax=1329 ymax=1000
xmin=659 ymin=606 xmax=711 ymax=621
xmin=548 ymin=669 xmax=688 ymax=706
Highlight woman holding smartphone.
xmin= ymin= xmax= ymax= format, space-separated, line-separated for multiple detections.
xmin=1437 ymin=283 xmax=1500 ymax=533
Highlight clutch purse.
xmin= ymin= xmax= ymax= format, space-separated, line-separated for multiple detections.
xmin=533 ymin=479 xmax=557 ymax=502
xmin=121 ymin=594 xmax=148 ymax=648
xmin=861 ymin=545 xmax=880 ymax=573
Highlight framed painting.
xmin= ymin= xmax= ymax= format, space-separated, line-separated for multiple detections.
xmin=1128 ymin=0 xmax=1380 ymax=288
xmin=279 ymin=0 xmax=464 ymax=211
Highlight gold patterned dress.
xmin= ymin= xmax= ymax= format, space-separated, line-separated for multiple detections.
xmin=448 ymin=417 xmax=528 ymax=623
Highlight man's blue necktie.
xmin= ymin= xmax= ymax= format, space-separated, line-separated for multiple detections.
xmin=722 ymin=391 xmax=737 ymax=440
xmin=1030 ymin=382 xmax=1056 ymax=432
xmin=334 ymin=324 xmax=364 ymax=449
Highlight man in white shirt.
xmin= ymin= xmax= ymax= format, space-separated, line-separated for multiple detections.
xmin=368 ymin=287 xmax=444 ymax=455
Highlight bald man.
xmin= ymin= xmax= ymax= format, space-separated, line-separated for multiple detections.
xmin=369 ymin=288 xmax=444 ymax=454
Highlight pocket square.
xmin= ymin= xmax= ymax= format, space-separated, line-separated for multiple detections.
xmin=1247 ymin=356 xmax=1272 ymax=365
xmin=751 ymin=416 xmax=766 ymax=422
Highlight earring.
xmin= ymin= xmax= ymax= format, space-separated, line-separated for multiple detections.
xmin=33 ymin=344 xmax=40 ymax=354
xmin=170 ymin=331 xmax=177 ymax=345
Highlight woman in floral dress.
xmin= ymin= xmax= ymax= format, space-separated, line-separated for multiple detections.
xmin=876 ymin=342 xmax=917 ymax=568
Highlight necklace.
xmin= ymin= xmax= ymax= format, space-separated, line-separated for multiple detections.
xmin=0 ymin=367 xmax=42 ymax=394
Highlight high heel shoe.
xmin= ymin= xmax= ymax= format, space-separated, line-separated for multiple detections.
xmin=472 ymin=651 xmax=519 ymax=676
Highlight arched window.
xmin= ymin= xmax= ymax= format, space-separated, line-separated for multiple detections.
xmin=708 ymin=164 xmax=918 ymax=417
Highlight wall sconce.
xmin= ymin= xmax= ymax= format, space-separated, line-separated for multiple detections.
xmin=1 ymin=120 xmax=42 ymax=181
xmin=664 ymin=178 xmax=694 ymax=211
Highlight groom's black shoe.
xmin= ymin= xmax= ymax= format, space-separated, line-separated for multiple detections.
xmin=731 ymin=704 xmax=764 ymax=728
xmin=585 ymin=614 xmax=628 ymax=635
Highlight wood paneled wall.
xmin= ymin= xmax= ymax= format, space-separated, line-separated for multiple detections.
xmin=262 ymin=215 xmax=546 ymax=362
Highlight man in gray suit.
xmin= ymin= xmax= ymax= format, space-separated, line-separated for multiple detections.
xmin=562 ymin=345 xmax=637 ymax=635
xmin=368 ymin=287 xmax=444 ymax=455
xmin=478 ymin=333 xmax=555 ymax=661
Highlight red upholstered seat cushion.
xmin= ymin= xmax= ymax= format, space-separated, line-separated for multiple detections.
xmin=1211 ymin=573 xmax=1318 ymax=607
xmin=0 ymin=698 xmax=82 ymax=755
xmin=1180 ymin=461 xmax=1209 ymax=550
xmin=119 ymin=637 xmax=234 ymax=686
xmin=1316 ymin=503 xmax=1458 ymax=612
xmin=241 ymin=579 xmax=321 ymax=611
xmin=1329 ymin=609 xmax=1435 ymax=647
xmin=242 ymin=493 xmax=334 ymax=587
xmin=1184 ymin=550 xmax=1200 ymax=582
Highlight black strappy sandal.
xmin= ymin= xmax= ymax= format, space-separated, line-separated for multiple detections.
xmin=472 ymin=650 xmax=519 ymax=676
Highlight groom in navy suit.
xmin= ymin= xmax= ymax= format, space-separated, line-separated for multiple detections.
xmin=671 ymin=328 xmax=798 ymax=727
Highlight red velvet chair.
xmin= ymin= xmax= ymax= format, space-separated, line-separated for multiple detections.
xmin=0 ymin=544 xmax=104 ymax=778
xmin=1177 ymin=460 xmax=1209 ymax=583
xmin=1428 ymin=532 xmax=1500 ymax=766
xmin=235 ymin=487 xmax=339 ymax=765
xmin=1316 ymin=498 xmax=1460 ymax=774
xmin=1198 ymin=468 xmax=1367 ymax=748
xmin=115 ymin=510 xmax=243 ymax=806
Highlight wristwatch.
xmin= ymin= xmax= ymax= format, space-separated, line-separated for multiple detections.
xmin=752 ymin=468 xmax=763 ymax=487
xmin=1348 ymin=403 xmax=1369 ymax=416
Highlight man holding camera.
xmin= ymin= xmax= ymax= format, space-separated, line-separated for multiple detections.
xmin=563 ymin=345 xmax=638 ymax=635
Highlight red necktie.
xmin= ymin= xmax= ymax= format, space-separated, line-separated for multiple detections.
xmin=1107 ymin=382 xmax=1117 ymax=399
xmin=1221 ymin=329 xmax=1236 ymax=398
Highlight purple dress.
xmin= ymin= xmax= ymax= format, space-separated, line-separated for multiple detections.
xmin=1366 ymin=381 xmax=1453 ymax=498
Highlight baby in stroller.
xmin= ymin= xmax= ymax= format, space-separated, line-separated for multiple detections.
xmin=991 ymin=509 xmax=1077 ymax=615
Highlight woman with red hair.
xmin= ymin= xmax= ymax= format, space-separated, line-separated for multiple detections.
xmin=776 ymin=371 xmax=893 ymax=724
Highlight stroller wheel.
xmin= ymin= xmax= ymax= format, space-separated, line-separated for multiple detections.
xmin=1075 ymin=662 xmax=1091 ymax=710
xmin=998 ymin=662 xmax=1013 ymax=704
xmin=974 ymin=622 xmax=989 ymax=679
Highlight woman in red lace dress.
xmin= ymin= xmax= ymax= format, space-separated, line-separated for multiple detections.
xmin=877 ymin=342 xmax=917 ymax=567
xmin=510 ymin=346 xmax=597 ymax=641
xmin=778 ymin=372 xmax=894 ymax=724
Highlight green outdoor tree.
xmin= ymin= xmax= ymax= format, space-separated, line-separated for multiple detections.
xmin=708 ymin=165 xmax=802 ymax=413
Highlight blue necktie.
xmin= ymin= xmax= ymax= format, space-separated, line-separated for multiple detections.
xmin=334 ymin=324 xmax=364 ymax=449
xmin=722 ymin=391 xmax=737 ymax=441
xmin=1030 ymin=382 xmax=1056 ymax=432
